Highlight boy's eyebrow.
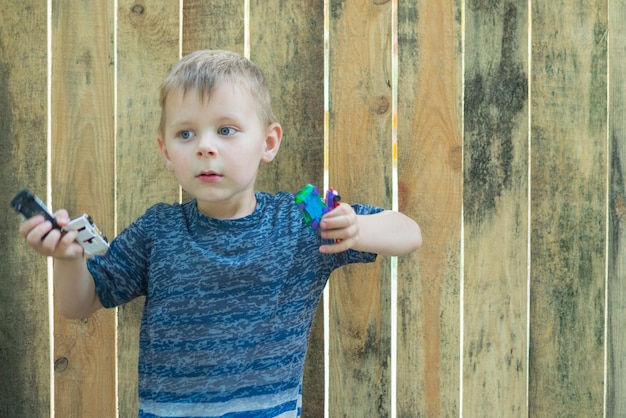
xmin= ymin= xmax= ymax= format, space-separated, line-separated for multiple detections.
xmin=165 ymin=117 xmax=194 ymax=128
xmin=215 ymin=111 xmax=247 ymax=122
xmin=166 ymin=112 xmax=247 ymax=129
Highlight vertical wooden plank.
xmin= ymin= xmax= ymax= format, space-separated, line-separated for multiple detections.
xmin=463 ymin=1 xmax=529 ymax=416
xmin=179 ymin=0 xmax=246 ymax=204
xmin=250 ymin=1 xmax=325 ymax=195
xmin=396 ymin=1 xmax=462 ymax=417
xmin=0 ymin=1 xmax=50 ymax=416
xmin=183 ymin=0 xmax=245 ymax=54
xmin=607 ymin=0 xmax=626 ymax=414
xmin=116 ymin=0 xmax=181 ymax=416
xmin=50 ymin=1 xmax=116 ymax=416
xmin=249 ymin=2 xmax=325 ymax=416
xmin=529 ymin=1 xmax=607 ymax=416
xmin=328 ymin=1 xmax=392 ymax=415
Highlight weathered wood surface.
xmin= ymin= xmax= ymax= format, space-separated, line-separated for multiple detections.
xmin=116 ymin=1 xmax=181 ymax=416
xmin=2 ymin=0 xmax=625 ymax=416
xmin=250 ymin=0 xmax=325 ymax=196
xmin=396 ymin=1 xmax=462 ymax=417
xmin=50 ymin=2 xmax=117 ymax=417
xmin=249 ymin=2 xmax=326 ymax=416
xmin=607 ymin=0 xmax=626 ymax=415
xmin=529 ymin=0 xmax=607 ymax=416
xmin=328 ymin=1 xmax=393 ymax=416
xmin=0 ymin=1 xmax=50 ymax=417
xmin=182 ymin=0 xmax=245 ymax=55
xmin=463 ymin=1 xmax=528 ymax=416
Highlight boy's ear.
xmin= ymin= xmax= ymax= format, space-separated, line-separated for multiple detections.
xmin=157 ymin=136 xmax=174 ymax=171
xmin=261 ymin=123 xmax=282 ymax=163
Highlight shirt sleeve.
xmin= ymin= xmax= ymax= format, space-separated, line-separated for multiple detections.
xmin=326 ymin=203 xmax=384 ymax=269
xmin=87 ymin=208 xmax=154 ymax=308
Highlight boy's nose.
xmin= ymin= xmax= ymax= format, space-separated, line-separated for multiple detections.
xmin=196 ymin=135 xmax=217 ymax=158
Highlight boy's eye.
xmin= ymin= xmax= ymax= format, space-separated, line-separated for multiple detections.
xmin=218 ymin=126 xmax=236 ymax=136
xmin=179 ymin=130 xmax=195 ymax=140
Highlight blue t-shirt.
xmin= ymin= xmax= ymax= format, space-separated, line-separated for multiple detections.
xmin=87 ymin=191 xmax=382 ymax=418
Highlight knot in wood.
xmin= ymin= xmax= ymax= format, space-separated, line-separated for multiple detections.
xmin=371 ymin=95 xmax=390 ymax=115
xmin=54 ymin=357 xmax=69 ymax=373
xmin=131 ymin=3 xmax=145 ymax=15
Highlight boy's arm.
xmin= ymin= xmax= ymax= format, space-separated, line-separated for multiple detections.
xmin=20 ymin=211 xmax=104 ymax=319
xmin=353 ymin=210 xmax=422 ymax=256
xmin=319 ymin=204 xmax=422 ymax=256
xmin=54 ymin=257 xmax=103 ymax=319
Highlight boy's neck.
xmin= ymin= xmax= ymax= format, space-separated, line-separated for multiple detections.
xmin=195 ymin=192 xmax=257 ymax=220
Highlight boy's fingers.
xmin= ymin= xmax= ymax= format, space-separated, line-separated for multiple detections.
xmin=320 ymin=213 xmax=349 ymax=230
xmin=321 ymin=203 xmax=357 ymax=228
xmin=321 ymin=221 xmax=358 ymax=241
xmin=53 ymin=209 xmax=71 ymax=226
xmin=60 ymin=229 xmax=77 ymax=244
xmin=319 ymin=237 xmax=353 ymax=254
xmin=40 ymin=228 xmax=63 ymax=254
xmin=25 ymin=220 xmax=52 ymax=245
xmin=40 ymin=229 xmax=81 ymax=258
xmin=57 ymin=235 xmax=84 ymax=259
xmin=18 ymin=215 xmax=44 ymax=237
xmin=320 ymin=229 xmax=357 ymax=252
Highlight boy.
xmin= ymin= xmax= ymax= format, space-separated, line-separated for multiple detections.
xmin=20 ymin=50 xmax=422 ymax=418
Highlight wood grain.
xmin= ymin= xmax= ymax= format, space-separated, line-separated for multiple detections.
xmin=116 ymin=1 xmax=181 ymax=416
xmin=249 ymin=2 xmax=326 ymax=416
xmin=250 ymin=0 xmax=325 ymax=195
xmin=328 ymin=0 xmax=393 ymax=415
xmin=183 ymin=0 xmax=245 ymax=54
xmin=50 ymin=1 xmax=116 ymax=416
xmin=396 ymin=1 xmax=463 ymax=417
xmin=463 ymin=1 xmax=528 ymax=416
xmin=529 ymin=0 xmax=607 ymax=416
xmin=0 ymin=1 xmax=50 ymax=417
xmin=607 ymin=0 xmax=626 ymax=414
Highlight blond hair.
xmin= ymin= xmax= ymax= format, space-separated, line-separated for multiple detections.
xmin=158 ymin=50 xmax=277 ymax=135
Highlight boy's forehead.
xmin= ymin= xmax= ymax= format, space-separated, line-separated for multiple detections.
xmin=167 ymin=81 xmax=252 ymax=103
xmin=162 ymin=82 xmax=261 ymax=123
xmin=159 ymin=77 xmax=271 ymax=131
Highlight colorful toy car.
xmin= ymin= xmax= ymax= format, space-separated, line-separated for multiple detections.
xmin=295 ymin=184 xmax=341 ymax=230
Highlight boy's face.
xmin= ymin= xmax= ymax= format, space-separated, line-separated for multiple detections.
xmin=158 ymin=83 xmax=281 ymax=219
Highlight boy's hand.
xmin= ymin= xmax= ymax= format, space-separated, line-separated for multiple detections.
xmin=19 ymin=209 xmax=84 ymax=259
xmin=318 ymin=203 xmax=359 ymax=253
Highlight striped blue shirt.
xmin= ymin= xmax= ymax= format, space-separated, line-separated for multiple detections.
xmin=87 ymin=191 xmax=381 ymax=417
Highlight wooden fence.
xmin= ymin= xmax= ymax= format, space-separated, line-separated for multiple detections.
xmin=0 ymin=0 xmax=624 ymax=417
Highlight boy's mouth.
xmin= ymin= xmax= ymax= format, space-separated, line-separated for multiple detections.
xmin=197 ymin=171 xmax=222 ymax=181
